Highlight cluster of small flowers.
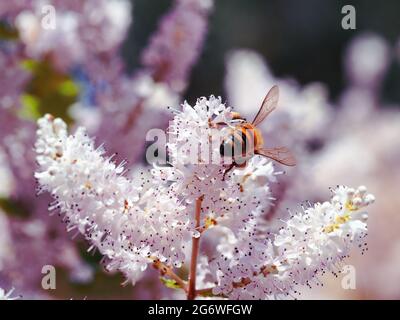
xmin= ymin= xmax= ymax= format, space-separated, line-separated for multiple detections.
xmin=34 ymin=89 xmax=375 ymax=300
xmin=141 ymin=0 xmax=213 ymax=92
xmin=0 ymin=109 xmax=90 ymax=297
xmin=0 ymin=48 xmax=30 ymax=110
xmin=1 ymin=0 xmax=381 ymax=299
xmin=0 ymin=0 xmax=133 ymax=198
xmin=0 ymin=0 xmax=213 ymax=297
xmin=152 ymin=96 xmax=276 ymax=237
xmin=34 ymin=95 xmax=277 ymax=286
xmin=0 ymin=108 xmax=36 ymax=199
xmin=35 ymin=115 xmax=194 ymax=284
xmin=2 ymin=0 xmax=132 ymax=73
xmin=210 ymin=185 xmax=374 ymax=299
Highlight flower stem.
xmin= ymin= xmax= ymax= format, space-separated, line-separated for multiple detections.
xmin=195 ymin=287 xmax=214 ymax=296
xmin=152 ymin=258 xmax=188 ymax=292
xmin=187 ymin=195 xmax=204 ymax=300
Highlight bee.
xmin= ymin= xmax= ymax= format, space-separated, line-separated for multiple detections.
xmin=218 ymin=85 xmax=296 ymax=179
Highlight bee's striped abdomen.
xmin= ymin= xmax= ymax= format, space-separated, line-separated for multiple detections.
xmin=220 ymin=125 xmax=257 ymax=164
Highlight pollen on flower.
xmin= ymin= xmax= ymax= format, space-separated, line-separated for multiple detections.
xmin=123 ymin=199 xmax=130 ymax=214
xmin=84 ymin=182 xmax=92 ymax=190
xmin=205 ymin=216 xmax=217 ymax=228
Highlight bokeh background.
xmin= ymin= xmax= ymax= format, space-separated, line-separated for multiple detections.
xmin=1 ymin=0 xmax=400 ymax=299
xmin=127 ymin=0 xmax=400 ymax=103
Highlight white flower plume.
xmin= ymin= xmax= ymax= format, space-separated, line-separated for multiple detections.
xmin=35 ymin=115 xmax=193 ymax=284
xmin=35 ymin=93 xmax=374 ymax=299
xmin=210 ymin=185 xmax=375 ymax=299
xmin=152 ymin=96 xmax=276 ymax=236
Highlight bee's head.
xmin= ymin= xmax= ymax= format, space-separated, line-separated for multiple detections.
xmin=230 ymin=112 xmax=246 ymax=125
xmin=230 ymin=112 xmax=243 ymax=120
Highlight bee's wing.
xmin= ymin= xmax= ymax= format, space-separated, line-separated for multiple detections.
xmin=256 ymin=147 xmax=296 ymax=166
xmin=252 ymin=85 xmax=279 ymax=126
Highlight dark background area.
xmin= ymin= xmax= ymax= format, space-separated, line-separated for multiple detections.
xmin=122 ymin=0 xmax=400 ymax=105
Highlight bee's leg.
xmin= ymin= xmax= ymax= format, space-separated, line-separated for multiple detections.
xmin=236 ymin=161 xmax=247 ymax=168
xmin=209 ymin=121 xmax=228 ymax=128
xmin=222 ymin=163 xmax=235 ymax=181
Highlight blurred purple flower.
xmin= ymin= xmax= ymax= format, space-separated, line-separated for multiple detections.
xmin=141 ymin=0 xmax=213 ymax=93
